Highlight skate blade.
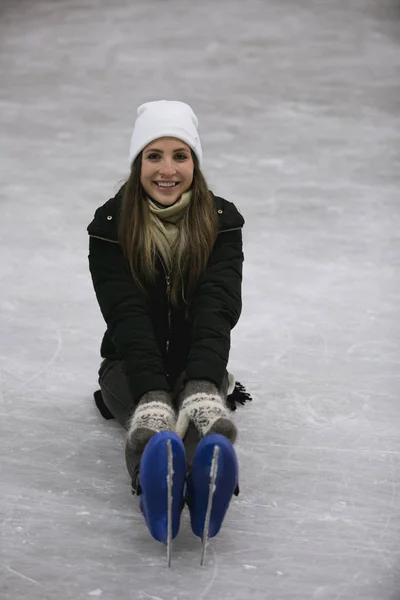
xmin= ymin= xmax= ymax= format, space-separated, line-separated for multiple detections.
xmin=200 ymin=444 xmax=220 ymax=566
xmin=167 ymin=438 xmax=173 ymax=568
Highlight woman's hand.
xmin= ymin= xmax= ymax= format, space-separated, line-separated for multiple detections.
xmin=176 ymin=380 xmax=237 ymax=443
xmin=126 ymin=391 xmax=176 ymax=454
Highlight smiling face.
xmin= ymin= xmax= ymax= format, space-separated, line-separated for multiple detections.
xmin=140 ymin=137 xmax=194 ymax=206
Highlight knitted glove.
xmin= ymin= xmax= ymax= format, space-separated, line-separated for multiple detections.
xmin=176 ymin=380 xmax=237 ymax=443
xmin=126 ymin=390 xmax=176 ymax=454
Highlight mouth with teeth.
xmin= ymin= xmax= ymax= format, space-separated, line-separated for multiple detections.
xmin=153 ymin=181 xmax=179 ymax=190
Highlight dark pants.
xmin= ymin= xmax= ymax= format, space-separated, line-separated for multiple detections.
xmin=99 ymin=360 xmax=229 ymax=482
xmin=99 ymin=359 xmax=144 ymax=430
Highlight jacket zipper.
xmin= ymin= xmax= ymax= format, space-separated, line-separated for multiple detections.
xmin=165 ymin=273 xmax=171 ymax=353
xmin=157 ymin=256 xmax=171 ymax=355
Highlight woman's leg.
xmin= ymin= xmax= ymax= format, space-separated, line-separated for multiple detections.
xmin=98 ymin=360 xmax=141 ymax=485
xmin=99 ymin=360 xmax=135 ymax=429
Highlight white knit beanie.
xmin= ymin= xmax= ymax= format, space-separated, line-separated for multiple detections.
xmin=128 ymin=100 xmax=202 ymax=169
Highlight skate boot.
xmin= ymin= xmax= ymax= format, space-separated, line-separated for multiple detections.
xmin=185 ymin=434 xmax=239 ymax=564
xmin=139 ymin=431 xmax=186 ymax=564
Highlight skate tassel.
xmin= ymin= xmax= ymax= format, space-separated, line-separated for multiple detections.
xmin=226 ymin=382 xmax=252 ymax=412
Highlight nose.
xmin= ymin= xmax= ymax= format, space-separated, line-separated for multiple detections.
xmin=159 ymin=158 xmax=176 ymax=177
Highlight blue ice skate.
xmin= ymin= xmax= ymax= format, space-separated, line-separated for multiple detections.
xmin=186 ymin=433 xmax=239 ymax=559
xmin=139 ymin=431 xmax=186 ymax=560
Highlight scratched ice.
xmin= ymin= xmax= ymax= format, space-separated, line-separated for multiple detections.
xmin=1 ymin=1 xmax=400 ymax=599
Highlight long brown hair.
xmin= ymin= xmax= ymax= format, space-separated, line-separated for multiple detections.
xmin=118 ymin=151 xmax=217 ymax=306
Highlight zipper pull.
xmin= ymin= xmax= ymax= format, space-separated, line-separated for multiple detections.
xmin=165 ymin=276 xmax=171 ymax=354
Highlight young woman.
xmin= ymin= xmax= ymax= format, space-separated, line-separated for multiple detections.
xmin=87 ymin=101 xmax=250 ymax=553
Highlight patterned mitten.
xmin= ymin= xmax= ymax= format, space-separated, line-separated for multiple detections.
xmin=126 ymin=391 xmax=176 ymax=455
xmin=176 ymin=380 xmax=237 ymax=443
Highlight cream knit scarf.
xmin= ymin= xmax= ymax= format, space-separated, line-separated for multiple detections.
xmin=147 ymin=191 xmax=192 ymax=271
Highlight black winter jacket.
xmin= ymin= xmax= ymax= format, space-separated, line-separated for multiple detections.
xmin=87 ymin=187 xmax=244 ymax=404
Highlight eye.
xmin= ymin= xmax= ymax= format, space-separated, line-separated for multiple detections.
xmin=174 ymin=153 xmax=189 ymax=161
xmin=146 ymin=152 xmax=161 ymax=160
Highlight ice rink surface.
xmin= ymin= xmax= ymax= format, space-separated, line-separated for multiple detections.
xmin=1 ymin=0 xmax=400 ymax=598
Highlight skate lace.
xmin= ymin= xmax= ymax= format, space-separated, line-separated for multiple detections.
xmin=131 ymin=465 xmax=142 ymax=496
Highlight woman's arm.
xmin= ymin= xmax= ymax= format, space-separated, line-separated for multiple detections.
xmin=185 ymin=228 xmax=244 ymax=387
xmin=88 ymin=236 xmax=170 ymax=403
